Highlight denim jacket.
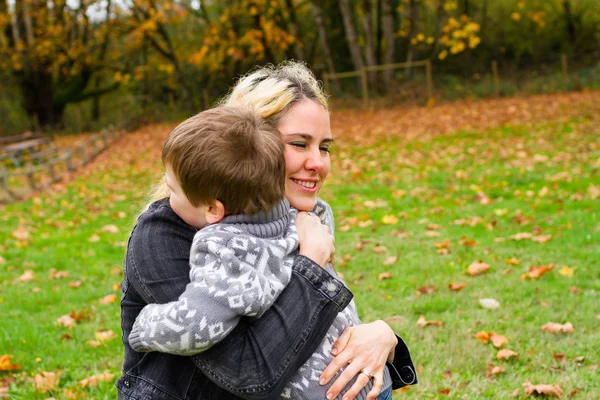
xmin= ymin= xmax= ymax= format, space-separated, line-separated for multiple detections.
xmin=117 ymin=199 xmax=416 ymax=399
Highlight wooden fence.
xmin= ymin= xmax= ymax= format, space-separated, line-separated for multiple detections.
xmin=0 ymin=128 xmax=126 ymax=202
xmin=323 ymin=59 xmax=433 ymax=108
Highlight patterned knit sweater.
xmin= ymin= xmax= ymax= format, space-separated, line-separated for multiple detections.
xmin=129 ymin=198 xmax=392 ymax=399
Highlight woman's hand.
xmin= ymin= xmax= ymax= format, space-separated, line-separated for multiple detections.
xmin=319 ymin=320 xmax=398 ymax=400
xmin=296 ymin=211 xmax=335 ymax=267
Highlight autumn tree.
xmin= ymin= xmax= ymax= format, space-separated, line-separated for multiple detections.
xmin=0 ymin=0 xmax=120 ymax=129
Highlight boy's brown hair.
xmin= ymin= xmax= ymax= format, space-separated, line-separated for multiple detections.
xmin=162 ymin=107 xmax=285 ymax=215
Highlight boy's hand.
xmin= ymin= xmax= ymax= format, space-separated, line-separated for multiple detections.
xmin=296 ymin=212 xmax=335 ymax=268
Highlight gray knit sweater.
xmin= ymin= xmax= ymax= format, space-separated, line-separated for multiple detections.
xmin=129 ymin=198 xmax=391 ymax=399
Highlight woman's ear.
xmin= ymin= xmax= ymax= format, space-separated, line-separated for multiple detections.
xmin=205 ymin=200 xmax=225 ymax=224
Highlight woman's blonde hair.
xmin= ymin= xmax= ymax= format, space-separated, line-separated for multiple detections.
xmin=145 ymin=60 xmax=329 ymax=208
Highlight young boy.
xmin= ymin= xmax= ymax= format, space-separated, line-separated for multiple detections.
xmin=129 ymin=107 xmax=302 ymax=354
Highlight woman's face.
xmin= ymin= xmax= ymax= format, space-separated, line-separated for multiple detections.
xmin=277 ymin=98 xmax=332 ymax=211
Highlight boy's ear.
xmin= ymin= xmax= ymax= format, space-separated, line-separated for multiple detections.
xmin=205 ymin=200 xmax=225 ymax=224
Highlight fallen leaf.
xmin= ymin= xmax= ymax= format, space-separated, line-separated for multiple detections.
xmin=505 ymin=258 xmax=520 ymax=265
xmin=509 ymin=232 xmax=532 ymax=240
xmin=101 ymin=224 xmax=119 ymax=233
xmin=425 ymin=231 xmax=441 ymax=237
xmin=69 ymin=280 xmax=82 ymax=288
xmin=541 ymin=322 xmax=574 ymax=334
xmin=0 ymin=256 xmax=5 ymax=264
xmin=496 ymin=349 xmax=519 ymax=359
xmin=16 ymin=270 xmax=34 ymax=283
xmin=558 ymin=266 xmax=574 ymax=277
xmin=377 ymin=272 xmax=393 ymax=281
xmin=86 ymin=340 xmax=103 ymax=347
xmin=448 ymin=282 xmax=466 ymax=291
xmin=479 ymin=298 xmax=501 ymax=310
xmin=56 ymin=315 xmax=76 ymax=328
xmin=0 ymin=355 xmax=21 ymax=371
xmin=49 ymin=269 xmax=69 ymax=279
xmin=553 ymin=352 xmax=565 ymax=362
xmin=416 ymin=285 xmax=437 ymax=295
xmin=458 ymin=236 xmax=476 ymax=247
xmin=385 ymin=315 xmax=408 ymax=324
xmin=439 ymin=388 xmax=451 ymax=396
xmin=467 ymin=260 xmax=490 ymax=276
xmin=358 ymin=220 xmax=373 ymax=228
xmin=373 ymin=246 xmax=388 ymax=253
xmin=523 ymin=380 xmax=563 ymax=397
xmin=521 ymin=264 xmax=555 ymax=280
xmin=474 ymin=331 xmax=491 ymax=343
xmin=381 ymin=215 xmax=398 ymax=225
xmin=78 ymin=372 xmax=115 ymax=387
xmin=95 ymin=329 xmax=117 ymax=342
xmin=532 ymin=234 xmax=552 ymax=244
xmin=88 ymin=234 xmax=101 ymax=242
xmin=417 ymin=315 xmax=444 ymax=327
xmin=383 ymin=256 xmax=398 ymax=265
xmin=490 ymin=333 xmax=509 ymax=348
xmin=12 ymin=226 xmax=30 ymax=241
xmin=486 ymin=363 xmax=505 ymax=377
xmin=98 ymin=294 xmax=117 ymax=304
xmin=111 ymin=267 xmax=122 ymax=276
xmin=33 ymin=371 xmax=61 ymax=393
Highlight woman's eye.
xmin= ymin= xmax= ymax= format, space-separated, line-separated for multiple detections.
xmin=320 ymin=146 xmax=331 ymax=153
xmin=290 ymin=142 xmax=307 ymax=148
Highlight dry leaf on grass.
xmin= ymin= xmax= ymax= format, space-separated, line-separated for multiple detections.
xmin=98 ymin=294 xmax=117 ymax=304
xmin=467 ymin=260 xmax=490 ymax=276
xmin=416 ymin=285 xmax=437 ymax=295
xmin=541 ymin=322 xmax=574 ymax=334
xmin=448 ymin=282 xmax=466 ymax=291
xmin=558 ymin=266 xmax=574 ymax=277
xmin=486 ymin=363 xmax=505 ymax=377
xmin=523 ymin=380 xmax=563 ymax=397
xmin=521 ymin=264 xmax=555 ymax=279
xmin=373 ymin=246 xmax=388 ymax=254
xmin=381 ymin=215 xmax=398 ymax=225
xmin=49 ymin=269 xmax=69 ymax=279
xmin=56 ymin=315 xmax=76 ymax=328
xmin=12 ymin=226 xmax=30 ymax=241
xmin=474 ymin=331 xmax=491 ymax=343
xmin=95 ymin=330 xmax=117 ymax=342
xmin=496 ymin=349 xmax=519 ymax=359
xmin=34 ymin=371 xmax=61 ymax=393
xmin=490 ymin=333 xmax=509 ymax=348
xmin=479 ymin=298 xmax=500 ymax=309
xmin=0 ymin=355 xmax=21 ymax=371
xmin=417 ymin=315 xmax=444 ymax=327
xmin=505 ymin=258 xmax=520 ymax=265
xmin=16 ymin=270 xmax=34 ymax=283
xmin=69 ymin=280 xmax=82 ymax=288
xmin=78 ymin=372 xmax=115 ymax=388
xmin=101 ymin=225 xmax=119 ymax=233
xmin=377 ymin=272 xmax=393 ymax=281
xmin=383 ymin=256 xmax=398 ymax=265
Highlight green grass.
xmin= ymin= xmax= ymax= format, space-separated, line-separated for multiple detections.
xmin=0 ymin=114 xmax=599 ymax=398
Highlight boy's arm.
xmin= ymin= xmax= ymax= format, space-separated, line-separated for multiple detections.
xmin=129 ymin=231 xmax=293 ymax=355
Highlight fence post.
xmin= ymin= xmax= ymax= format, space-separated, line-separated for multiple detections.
xmin=65 ymin=151 xmax=74 ymax=171
xmin=425 ymin=60 xmax=433 ymax=101
xmin=25 ymin=163 xmax=36 ymax=190
xmin=491 ymin=60 xmax=500 ymax=97
xmin=361 ymin=68 xmax=369 ymax=108
xmin=0 ymin=165 xmax=13 ymax=199
xmin=101 ymin=130 xmax=108 ymax=149
xmin=79 ymin=143 xmax=89 ymax=166
xmin=561 ymin=53 xmax=568 ymax=87
xmin=47 ymin=161 xmax=56 ymax=183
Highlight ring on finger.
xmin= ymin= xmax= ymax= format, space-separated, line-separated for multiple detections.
xmin=360 ymin=370 xmax=374 ymax=379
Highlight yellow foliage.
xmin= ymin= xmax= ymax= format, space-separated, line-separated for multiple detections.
xmin=511 ymin=12 xmax=521 ymax=21
xmin=438 ymin=50 xmax=448 ymax=60
xmin=443 ymin=1 xmax=457 ymax=11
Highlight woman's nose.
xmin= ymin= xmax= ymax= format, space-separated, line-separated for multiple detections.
xmin=305 ymin=147 xmax=325 ymax=171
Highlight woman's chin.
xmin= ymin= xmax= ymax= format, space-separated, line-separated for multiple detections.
xmin=287 ymin=196 xmax=317 ymax=212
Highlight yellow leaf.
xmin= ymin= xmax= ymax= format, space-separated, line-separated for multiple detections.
xmin=382 ymin=215 xmax=399 ymax=225
xmin=558 ymin=266 xmax=574 ymax=277
xmin=0 ymin=355 xmax=21 ymax=371
xmin=78 ymin=372 xmax=115 ymax=387
xmin=98 ymin=294 xmax=117 ymax=304
xmin=95 ymin=329 xmax=117 ymax=342
xmin=496 ymin=349 xmax=519 ymax=359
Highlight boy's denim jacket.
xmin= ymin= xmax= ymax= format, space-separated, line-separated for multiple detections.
xmin=116 ymin=199 xmax=416 ymax=400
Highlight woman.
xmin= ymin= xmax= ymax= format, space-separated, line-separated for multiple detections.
xmin=117 ymin=61 xmax=416 ymax=400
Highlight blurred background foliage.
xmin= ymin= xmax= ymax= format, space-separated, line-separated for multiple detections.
xmin=1 ymin=0 xmax=599 ymax=135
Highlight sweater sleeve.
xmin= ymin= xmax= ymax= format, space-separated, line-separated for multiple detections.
xmin=129 ymin=226 xmax=296 ymax=355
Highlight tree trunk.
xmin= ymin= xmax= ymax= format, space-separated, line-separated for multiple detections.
xmin=405 ymin=0 xmax=420 ymax=77
xmin=429 ymin=0 xmax=444 ymax=60
xmin=313 ymin=3 xmax=341 ymax=93
xmin=361 ymin=0 xmax=377 ymax=84
xmin=283 ymin=0 xmax=304 ymax=59
xmin=381 ymin=0 xmax=395 ymax=83
xmin=339 ymin=0 xmax=364 ymax=72
xmin=562 ymin=0 xmax=576 ymax=52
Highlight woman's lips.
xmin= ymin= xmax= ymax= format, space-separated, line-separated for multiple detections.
xmin=290 ymin=178 xmax=318 ymax=192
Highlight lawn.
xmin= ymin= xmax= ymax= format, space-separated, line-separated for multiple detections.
xmin=1 ymin=93 xmax=599 ymax=399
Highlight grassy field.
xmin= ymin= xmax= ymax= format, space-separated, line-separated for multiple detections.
xmin=1 ymin=93 xmax=599 ymax=399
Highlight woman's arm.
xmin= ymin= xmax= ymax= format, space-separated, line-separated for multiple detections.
xmin=127 ymin=201 xmax=349 ymax=399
